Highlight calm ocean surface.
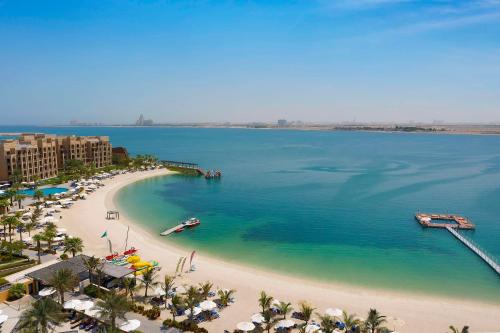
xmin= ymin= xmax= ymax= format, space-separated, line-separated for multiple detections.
xmin=2 ymin=126 xmax=500 ymax=302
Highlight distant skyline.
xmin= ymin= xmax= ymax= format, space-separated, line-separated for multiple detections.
xmin=1 ymin=0 xmax=500 ymax=125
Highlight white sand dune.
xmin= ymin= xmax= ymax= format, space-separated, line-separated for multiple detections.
xmin=57 ymin=169 xmax=500 ymax=333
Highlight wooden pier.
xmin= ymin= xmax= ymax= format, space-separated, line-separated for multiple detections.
xmin=415 ymin=213 xmax=475 ymax=229
xmin=161 ymin=160 xmax=221 ymax=178
xmin=160 ymin=224 xmax=184 ymax=236
xmin=446 ymin=226 xmax=500 ymax=275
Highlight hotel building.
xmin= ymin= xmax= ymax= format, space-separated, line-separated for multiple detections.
xmin=0 ymin=134 xmax=112 ymax=182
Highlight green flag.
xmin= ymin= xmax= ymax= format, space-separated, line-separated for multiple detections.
xmin=101 ymin=231 xmax=108 ymax=238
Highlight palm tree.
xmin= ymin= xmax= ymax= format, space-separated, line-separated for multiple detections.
xmin=122 ymin=277 xmax=137 ymax=303
xmin=170 ymin=294 xmax=184 ymax=323
xmin=32 ymin=234 xmax=44 ymax=264
xmin=42 ymin=227 xmax=56 ymax=251
xmin=95 ymin=260 xmax=106 ymax=297
xmin=262 ymin=309 xmax=278 ymax=333
xmin=0 ymin=216 xmax=8 ymax=241
xmin=0 ymin=198 xmax=9 ymax=215
xmin=342 ymin=310 xmax=361 ymax=332
xmin=33 ymin=189 xmax=44 ymax=205
xmin=185 ymin=285 xmax=201 ymax=322
xmin=317 ymin=314 xmax=335 ymax=333
xmin=63 ymin=237 xmax=84 ymax=257
xmin=199 ymin=280 xmax=213 ymax=300
xmin=4 ymin=215 xmax=19 ymax=243
xmin=83 ymin=255 xmax=100 ymax=284
xmin=140 ymin=268 xmax=159 ymax=298
xmin=364 ymin=308 xmax=386 ymax=333
xmin=217 ymin=288 xmax=236 ymax=307
xmin=14 ymin=193 xmax=26 ymax=209
xmin=161 ymin=274 xmax=176 ymax=307
xmin=17 ymin=298 xmax=65 ymax=333
xmin=5 ymin=188 xmax=16 ymax=206
xmin=49 ymin=268 xmax=78 ymax=305
xmin=277 ymin=301 xmax=293 ymax=319
xmin=17 ymin=219 xmax=25 ymax=242
xmin=449 ymin=326 xmax=470 ymax=333
xmin=258 ymin=290 xmax=274 ymax=314
xmin=299 ymin=301 xmax=315 ymax=324
xmin=96 ymin=290 xmax=130 ymax=331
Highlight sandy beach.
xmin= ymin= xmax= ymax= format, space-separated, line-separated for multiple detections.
xmin=57 ymin=169 xmax=500 ymax=333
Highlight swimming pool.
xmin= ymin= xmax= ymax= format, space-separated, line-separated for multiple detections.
xmin=18 ymin=187 xmax=68 ymax=196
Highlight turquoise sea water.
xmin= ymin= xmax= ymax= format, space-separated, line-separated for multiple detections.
xmin=2 ymin=126 xmax=499 ymax=302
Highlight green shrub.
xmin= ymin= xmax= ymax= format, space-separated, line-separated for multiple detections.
xmin=60 ymin=253 xmax=69 ymax=260
xmin=0 ymin=277 xmax=9 ymax=287
xmin=162 ymin=319 xmax=208 ymax=333
xmin=83 ymin=284 xmax=108 ymax=299
xmin=7 ymin=283 xmax=26 ymax=301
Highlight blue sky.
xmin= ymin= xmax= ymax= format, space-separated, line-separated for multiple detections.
xmin=1 ymin=0 xmax=500 ymax=124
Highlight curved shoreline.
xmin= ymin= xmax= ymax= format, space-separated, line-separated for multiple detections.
xmin=59 ymin=169 xmax=500 ymax=333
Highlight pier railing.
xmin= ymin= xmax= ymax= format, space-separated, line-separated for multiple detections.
xmin=446 ymin=226 xmax=500 ymax=275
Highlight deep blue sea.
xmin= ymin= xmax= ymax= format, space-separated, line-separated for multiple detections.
xmin=2 ymin=126 xmax=499 ymax=302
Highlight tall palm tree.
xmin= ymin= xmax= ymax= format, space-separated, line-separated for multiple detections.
xmin=277 ymin=301 xmax=293 ymax=319
xmin=364 ymin=308 xmax=386 ymax=333
xmin=217 ymin=289 xmax=236 ymax=307
xmin=63 ymin=237 xmax=84 ymax=257
xmin=14 ymin=193 xmax=26 ymax=209
xmin=342 ymin=310 xmax=361 ymax=332
xmin=317 ymin=314 xmax=335 ymax=333
xmin=170 ymin=294 xmax=184 ymax=323
xmin=122 ymin=277 xmax=137 ymax=303
xmin=49 ymin=268 xmax=78 ymax=305
xmin=4 ymin=215 xmax=18 ymax=243
xmin=95 ymin=260 xmax=106 ymax=297
xmin=185 ymin=285 xmax=201 ymax=322
xmin=5 ymin=188 xmax=16 ymax=206
xmin=42 ymin=227 xmax=56 ymax=251
xmin=17 ymin=219 xmax=25 ymax=242
xmin=258 ymin=290 xmax=274 ymax=314
xmin=96 ymin=290 xmax=130 ymax=331
xmin=17 ymin=298 xmax=65 ymax=333
xmin=33 ymin=189 xmax=44 ymax=205
xmin=299 ymin=301 xmax=315 ymax=324
xmin=449 ymin=326 xmax=470 ymax=333
xmin=0 ymin=216 xmax=8 ymax=241
xmin=161 ymin=275 xmax=176 ymax=308
xmin=0 ymin=198 xmax=9 ymax=215
xmin=83 ymin=255 xmax=100 ymax=284
xmin=199 ymin=280 xmax=213 ymax=300
xmin=140 ymin=268 xmax=159 ymax=298
xmin=32 ymin=234 xmax=44 ymax=264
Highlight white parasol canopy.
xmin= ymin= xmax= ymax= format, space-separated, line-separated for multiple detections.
xmin=184 ymin=307 xmax=202 ymax=316
xmin=199 ymin=300 xmax=217 ymax=311
xmin=75 ymin=300 xmax=94 ymax=311
xmin=53 ymin=236 xmax=65 ymax=242
xmin=119 ymin=319 xmax=141 ymax=332
xmin=174 ymin=285 xmax=186 ymax=294
xmin=63 ymin=299 xmax=82 ymax=309
xmin=276 ymin=319 xmax=295 ymax=328
xmin=305 ymin=324 xmax=322 ymax=333
xmin=0 ymin=314 xmax=8 ymax=324
xmin=325 ymin=308 xmax=343 ymax=317
xmin=85 ymin=307 xmax=100 ymax=317
xmin=251 ymin=313 xmax=265 ymax=324
xmin=154 ymin=287 xmax=166 ymax=296
xmin=38 ymin=287 xmax=56 ymax=297
xmin=236 ymin=321 xmax=255 ymax=332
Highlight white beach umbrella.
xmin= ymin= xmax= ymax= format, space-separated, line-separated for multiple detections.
xmin=0 ymin=314 xmax=8 ymax=324
xmin=184 ymin=307 xmax=202 ymax=317
xmin=56 ymin=228 xmax=67 ymax=233
xmin=154 ymin=287 xmax=166 ymax=296
xmin=53 ymin=236 xmax=65 ymax=242
xmin=236 ymin=321 xmax=255 ymax=332
xmin=174 ymin=285 xmax=186 ymax=294
xmin=38 ymin=287 xmax=56 ymax=297
xmin=305 ymin=324 xmax=322 ymax=333
xmin=271 ymin=299 xmax=281 ymax=307
xmin=63 ymin=299 xmax=82 ymax=309
xmin=85 ymin=307 xmax=100 ymax=317
xmin=119 ymin=319 xmax=141 ymax=332
xmin=199 ymin=300 xmax=217 ymax=311
xmin=325 ymin=308 xmax=343 ymax=317
xmin=277 ymin=319 xmax=295 ymax=328
xmin=75 ymin=300 xmax=94 ymax=311
xmin=251 ymin=313 xmax=264 ymax=324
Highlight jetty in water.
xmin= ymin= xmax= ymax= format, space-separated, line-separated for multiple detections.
xmin=415 ymin=212 xmax=499 ymax=275
xmin=161 ymin=160 xmax=222 ymax=179
xmin=415 ymin=213 xmax=475 ymax=229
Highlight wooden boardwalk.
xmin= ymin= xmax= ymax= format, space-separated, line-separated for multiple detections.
xmin=415 ymin=213 xmax=475 ymax=229
xmin=446 ymin=226 xmax=500 ymax=275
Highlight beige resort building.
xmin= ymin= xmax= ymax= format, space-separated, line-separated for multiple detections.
xmin=0 ymin=134 xmax=112 ymax=182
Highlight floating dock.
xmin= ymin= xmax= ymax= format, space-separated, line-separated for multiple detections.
xmin=160 ymin=224 xmax=184 ymax=236
xmin=415 ymin=213 xmax=475 ymax=229
xmin=446 ymin=226 xmax=500 ymax=275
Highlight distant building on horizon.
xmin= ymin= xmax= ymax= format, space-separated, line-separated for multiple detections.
xmin=135 ymin=114 xmax=154 ymax=126
xmin=277 ymin=119 xmax=288 ymax=127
